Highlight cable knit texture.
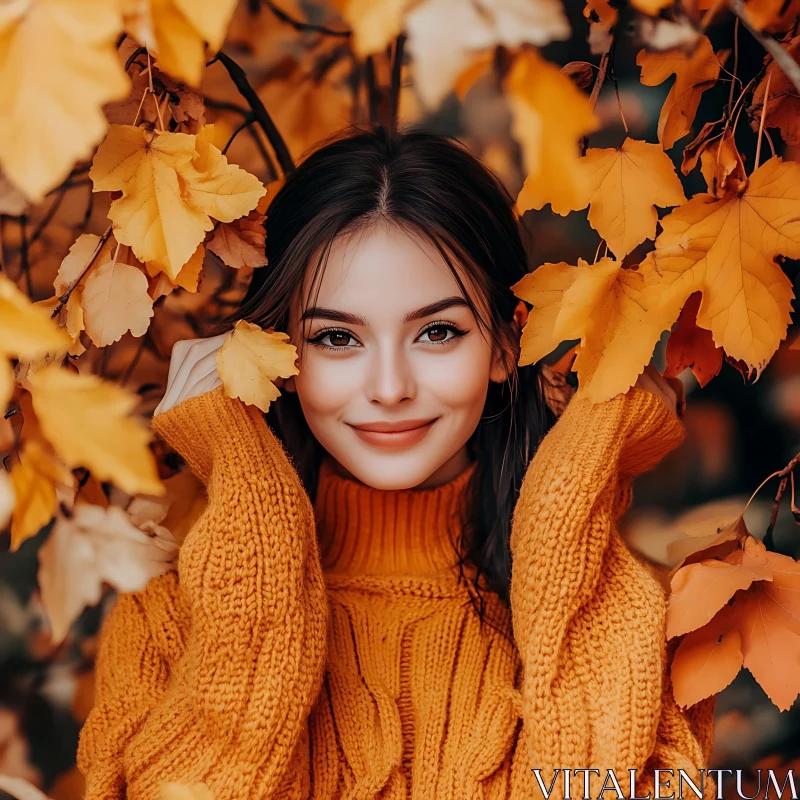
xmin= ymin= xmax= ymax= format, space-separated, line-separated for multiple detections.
xmin=77 ymin=385 xmax=717 ymax=799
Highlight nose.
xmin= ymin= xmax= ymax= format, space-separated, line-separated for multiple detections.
xmin=365 ymin=342 xmax=416 ymax=406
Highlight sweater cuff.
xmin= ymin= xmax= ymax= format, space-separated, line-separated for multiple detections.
xmin=150 ymin=386 xmax=265 ymax=485
xmin=616 ymin=387 xmax=686 ymax=478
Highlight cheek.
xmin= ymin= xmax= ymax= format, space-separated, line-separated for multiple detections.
xmin=293 ymin=349 xmax=355 ymax=420
xmin=420 ymin=339 xmax=494 ymax=413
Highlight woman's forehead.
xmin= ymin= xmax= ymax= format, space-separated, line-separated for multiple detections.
xmin=292 ymin=223 xmax=487 ymax=321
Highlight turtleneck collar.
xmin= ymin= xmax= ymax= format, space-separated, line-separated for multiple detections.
xmin=313 ymin=456 xmax=477 ymax=577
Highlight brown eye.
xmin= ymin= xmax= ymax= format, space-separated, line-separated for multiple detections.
xmin=426 ymin=326 xmax=449 ymax=342
xmin=328 ymin=332 xmax=351 ymax=346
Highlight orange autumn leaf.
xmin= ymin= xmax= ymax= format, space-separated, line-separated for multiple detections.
xmin=739 ymin=0 xmax=800 ymax=31
xmin=637 ymin=35 xmax=721 ymax=149
xmin=576 ymin=138 xmax=685 ymax=258
xmin=670 ymin=536 xmax=800 ymax=710
xmin=664 ymin=292 xmax=723 ymax=387
xmin=507 ymin=49 xmax=599 ymax=215
xmin=670 ymin=604 xmax=744 ymax=709
xmin=122 ymin=0 xmax=238 ymax=86
xmin=641 ymin=156 xmax=800 ymax=377
xmin=512 ymin=257 xmax=680 ymax=402
xmin=9 ymin=440 xmax=74 ymax=551
xmin=631 ymin=0 xmax=673 ymax=12
xmin=667 ymin=535 xmax=773 ymax=639
xmin=750 ymin=35 xmax=800 ymax=145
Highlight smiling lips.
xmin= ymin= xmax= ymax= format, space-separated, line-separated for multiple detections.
xmin=348 ymin=418 xmax=438 ymax=448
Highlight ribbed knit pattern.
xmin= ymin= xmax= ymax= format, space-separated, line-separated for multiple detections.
xmin=77 ymin=385 xmax=717 ymax=800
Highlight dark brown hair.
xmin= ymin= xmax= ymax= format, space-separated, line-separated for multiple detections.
xmin=222 ymin=124 xmax=552 ymax=609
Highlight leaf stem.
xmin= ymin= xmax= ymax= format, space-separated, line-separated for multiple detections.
xmin=729 ymin=0 xmax=800 ymax=95
xmin=754 ymin=71 xmax=772 ymax=170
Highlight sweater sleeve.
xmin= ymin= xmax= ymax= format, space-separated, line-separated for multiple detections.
xmin=80 ymin=386 xmax=329 ymax=800
xmin=508 ymin=387 xmax=716 ymax=798
xmin=76 ymin=574 xmax=178 ymax=800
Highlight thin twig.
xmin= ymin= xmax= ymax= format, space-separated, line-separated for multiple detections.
xmin=223 ymin=114 xmax=255 ymax=154
xmin=120 ymin=331 xmax=150 ymax=388
xmin=745 ymin=451 xmax=800 ymax=549
xmin=29 ymin=186 xmax=68 ymax=249
xmin=754 ymin=71 xmax=772 ymax=170
xmin=124 ymin=46 xmax=147 ymax=73
xmin=728 ymin=17 xmax=739 ymax=115
xmin=764 ymin=475 xmax=789 ymax=549
xmin=262 ymin=0 xmax=350 ymax=36
xmin=212 ymin=51 xmax=294 ymax=175
xmin=246 ymin=126 xmax=279 ymax=181
xmin=613 ymin=78 xmax=629 ymax=134
xmin=580 ymin=36 xmax=614 ymax=155
xmin=19 ymin=215 xmax=31 ymax=298
xmin=51 ymin=224 xmax=113 ymax=317
xmin=365 ymin=55 xmax=380 ymax=127
xmin=388 ymin=34 xmax=406 ymax=133
xmin=729 ymin=0 xmax=800 ymax=95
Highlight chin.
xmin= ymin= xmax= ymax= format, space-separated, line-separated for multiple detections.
xmin=339 ymin=456 xmax=439 ymax=491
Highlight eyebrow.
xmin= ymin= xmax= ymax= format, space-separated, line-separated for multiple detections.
xmin=299 ymin=296 xmax=471 ymax=326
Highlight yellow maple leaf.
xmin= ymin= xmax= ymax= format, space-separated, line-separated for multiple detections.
xmin=405 ymin=0 xmax=570 ymax=110
xmin=0 ymin=0 xmax=129 ymax=202
xmin=90 ymin=125 xmax=265 ymax=281
xmin=577 ymin=138 xmax=685 ymax=258
xmin=0 ymin=276 xmax=72 ymax=361
xmin=0 ymin=275 xmax=71 ymax=406
xmin=330 ymin=0 xmax=413 ymax=57
xmin=9 ymin=440 xmax=74 ymax=551
xmin=123 ymin=0 xmax=238 ymax=86
xmin=637 ymin=35 xmax=720 ymax=150
xmin=26 ymin=365 xmax=164 ymax=497
xmin=641 ymin=156 xmax=799 ymax=375
xmin=506 ymin=49 xmax=599 ymax=215
xmin=512 ymin=257 xmax=681 ymax=401
xmin=216 ymin=321 xmax=299 ymax=413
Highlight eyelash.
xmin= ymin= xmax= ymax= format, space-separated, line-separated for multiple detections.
xmin=307 ymin=321 xmax=468 ymax=351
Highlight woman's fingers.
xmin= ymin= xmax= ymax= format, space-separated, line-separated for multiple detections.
xmin=161 ymin=335 xmax=228 ymax=412
xmin=158 ymin=333 xmax=229 ymax=415
xmin=635 ymin=365 xmax=679 ymax=419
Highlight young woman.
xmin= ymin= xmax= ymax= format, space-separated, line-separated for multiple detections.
xmin=77 ymin=127 xmax=716 ymax=800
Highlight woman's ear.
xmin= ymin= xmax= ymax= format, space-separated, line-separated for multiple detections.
xmin=489 ymin=300 xmax=528 ymax=384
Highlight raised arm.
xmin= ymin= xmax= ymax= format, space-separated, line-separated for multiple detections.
xmin=508 ymin=387 xmax=716 ymax=798
xmin=78 ymin=386 xmax=329 ymax=800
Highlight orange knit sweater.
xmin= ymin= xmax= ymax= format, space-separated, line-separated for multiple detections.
xmin=76 ymin=386 xmax=717 ymax=800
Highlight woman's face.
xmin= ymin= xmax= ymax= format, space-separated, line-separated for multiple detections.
xmin=284 ymin=222 xmax=512 ymax=490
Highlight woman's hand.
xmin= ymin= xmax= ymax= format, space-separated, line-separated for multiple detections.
xmin=633 ymin=364 xmax=685 ymax=420
xmin=154 ymin=333 xmax=229 ymax=417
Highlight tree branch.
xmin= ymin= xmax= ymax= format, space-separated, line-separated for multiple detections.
xmin=389 ymin=34 xmax=406 ymax=133
xmin=51 ymin=224 xmax=113 ymax=317
xmin=763 ymin=451 xmax=799 ymax=550
xmin=729 ymin=0 xmax=800 ymax=95
xmin=212 ymin=51 xmax=295 ymax=175
xmin=262 ymin=0 xmax=350 ymax=37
